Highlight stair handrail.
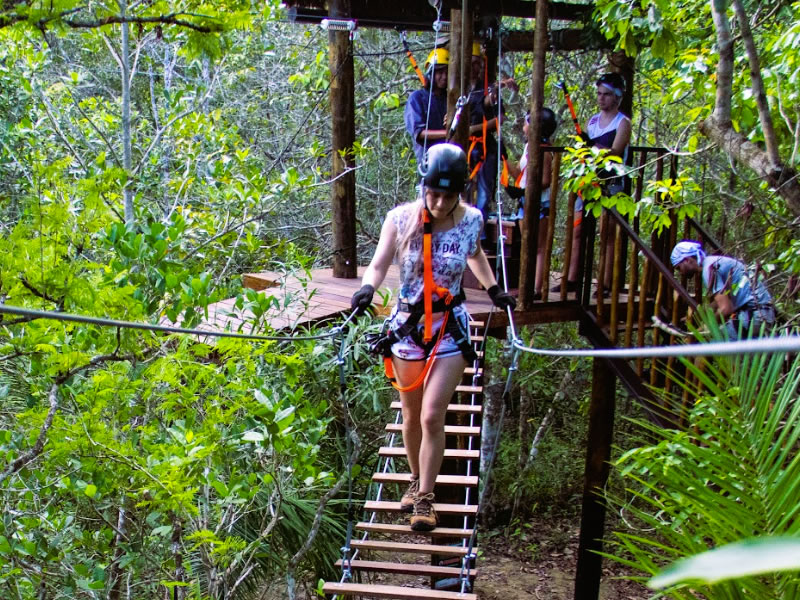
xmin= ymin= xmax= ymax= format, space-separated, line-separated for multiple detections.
xmin=607 ymin=208 xmax=698 ymax=311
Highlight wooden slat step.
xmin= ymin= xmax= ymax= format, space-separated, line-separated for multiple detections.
xmin=454 ymin=384 xmax=483 ymax=394
xmin=372 ymin=473 xmax=478 ymax=487
xmin=462 ymin=367 xmax=483 ymax=376
xmin=385 ymin=424 xmax=480 ymax=436
xmin=335 ymin=559 xmax=476 ymax=577
xmin=323 ymin=582 xmax=477 ymax=600
xmin=364 ymin=501 xmax=478 ymax=516
xmin=355 ymin=522 xmax=474 ymax=538
xmin=352 ymin=539 xmax=478 ymax=556
xmin=379 ymin=447 xmax=479 ymax=459
xmin=470 ymin=335 xmax=485 ymax=343
xmin=390 ymin=402 xmax=481 ymax=414
xmin=468 ymin=320 xmax=484 ymax=327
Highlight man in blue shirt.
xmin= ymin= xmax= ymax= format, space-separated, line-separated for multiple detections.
xmin=404 ymin=48 xmax=450 ymax=166
xmin=671 ymin=240 xmax=776 ymax=339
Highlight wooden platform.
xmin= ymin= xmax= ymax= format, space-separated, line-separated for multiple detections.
xmin=199 ymin=265 xmax=624 ymax=335
xmin=195 ymin=266 xmax=490 ymax=333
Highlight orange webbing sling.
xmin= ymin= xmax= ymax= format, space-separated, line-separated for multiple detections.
xmin=384 ymin=209 xmax=454 ymax=393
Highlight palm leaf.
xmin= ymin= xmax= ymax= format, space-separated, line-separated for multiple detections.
xmin=605 ymin=326 xmax=800 ymax=598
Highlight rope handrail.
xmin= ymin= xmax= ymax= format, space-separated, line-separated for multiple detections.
xmin=0 ymin=303 xmax=356 ymax=343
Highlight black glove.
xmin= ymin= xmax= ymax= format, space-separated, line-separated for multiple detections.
xmin=487 ymin=285 xmax=516 ymax=310
xmin=351 ymin=284 xmax=375 ymax=315
xmin=579 ymin=131 xmax=591 ymax=145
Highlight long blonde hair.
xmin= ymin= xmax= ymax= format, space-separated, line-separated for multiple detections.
xmin=395 ymin=198 xmax=425 ymax=262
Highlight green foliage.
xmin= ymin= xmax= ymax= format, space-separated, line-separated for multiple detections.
xmin=561 ymin=140 xmax=700 ymax=236
xmin=604 ymin=331 xmax=800 ymax=597
xmin=649 ymin=537 xmax=800 ymax=589
xmin=487 ymin=325 xmax=590 ymax=520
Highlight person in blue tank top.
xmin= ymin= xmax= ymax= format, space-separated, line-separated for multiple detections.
xmin=671 ymin=240 xmax=776 ymax=339
xmin=553 ymin=73 xmax=632 ymax=295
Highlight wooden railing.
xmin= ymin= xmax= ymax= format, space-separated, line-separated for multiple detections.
xmin=525 ymin=145 xmax=709 ymax=410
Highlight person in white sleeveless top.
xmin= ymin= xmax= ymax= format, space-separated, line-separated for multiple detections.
xmin=553 ymin=73 xmax=632 ymax=296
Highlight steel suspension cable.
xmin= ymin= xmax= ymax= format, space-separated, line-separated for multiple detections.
xmin=0 ymin=304 xmax=357 ymax=343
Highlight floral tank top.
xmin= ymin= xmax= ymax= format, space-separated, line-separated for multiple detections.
xmin=389 ymin=202 xmax=482 ymax=305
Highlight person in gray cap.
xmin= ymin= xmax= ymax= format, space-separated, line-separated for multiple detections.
xmin=671 ymin=240 xmax=776 ymax=339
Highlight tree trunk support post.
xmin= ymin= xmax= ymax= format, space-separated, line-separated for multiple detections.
xmin=519 ymin=0 xmax=548 ymax=309
xmin=574 ymin=357 xmax=616 ymax=600
xmin=447 ymin=6 xmax=472 ymax=152
xmin=329 ymin=0 xmax=357 ymax=278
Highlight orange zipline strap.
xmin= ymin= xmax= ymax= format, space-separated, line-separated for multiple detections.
xmin=467 ymin=59 xmax=492 ymax=181
xmin=383 ymin=314 xmax=449 ymax=393
xmin=401 ymin=31 xmax=426 ymax=87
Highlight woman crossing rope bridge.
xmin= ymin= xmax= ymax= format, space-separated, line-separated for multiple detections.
xmin=350 ymin=143 xmax=515 ymax=531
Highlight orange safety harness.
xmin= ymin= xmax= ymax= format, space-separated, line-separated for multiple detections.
xmin=383 ymin=209 xmax=455 ymax=392
xmin=371 ymin=209 xmax=475 ymax=393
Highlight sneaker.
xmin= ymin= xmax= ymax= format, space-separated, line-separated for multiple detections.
xmin=400 ymin=477 xmax=419 ymax=513
xmin=410 ymin=492 xmax=438 ymax=531
xmin=550 ymin=280 xmax=578 ymax=293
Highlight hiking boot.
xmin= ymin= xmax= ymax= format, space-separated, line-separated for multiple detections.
xmin=410 ymin=492 xmax=438 ymax=531
xmin=400 ymin=477 xmax=419 ymax=513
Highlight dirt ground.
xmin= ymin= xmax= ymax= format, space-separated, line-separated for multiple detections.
xmin=475 ymin=521 xmax=650 ymax=600
xmin=259 ymin=517 xmax=651 ymax=599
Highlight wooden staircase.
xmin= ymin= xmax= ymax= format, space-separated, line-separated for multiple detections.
xmin=322 ymin=321 xmax=487 ymax=599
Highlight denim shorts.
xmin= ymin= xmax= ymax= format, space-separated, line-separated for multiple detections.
xmin=386 ymin=304 xmax=471 ymax=361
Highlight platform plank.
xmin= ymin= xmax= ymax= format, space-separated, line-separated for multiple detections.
xmin=390 ymin=402 xmax=481 ymax=414
xmin=385 ymin=424 xmax=480 ymax=436
xmin=379 ymin=447 xmax=479 ymax=459
xmin=355 ymin=521 xmax=475 ymax=537
xmin=322 ymin=582 xmax=477 ymax=600
xmin=335 ymin=559 xmax=476 ymax=577
xmin=351 ymin=540 xmax=478 ymax=556
xmin=364 ymin=501 xmax=478 ymax=516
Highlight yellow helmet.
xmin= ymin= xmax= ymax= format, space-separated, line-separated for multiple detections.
xmin=424 ymin=47 xmax=449 ymax=71
xmin=472 ymin=42 xmax=483 ymax=57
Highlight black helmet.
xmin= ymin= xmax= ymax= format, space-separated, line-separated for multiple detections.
xmin=540 ymin=107 xmax=557 ymax=141
xmin=421 ymin=143 xmax=468 ymax=193
xmin=596 ymin=72 xmax=625 ymax=96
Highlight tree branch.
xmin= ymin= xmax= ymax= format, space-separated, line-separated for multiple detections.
xmin=286 ymin=428 xmax=360 ymax=600
xmin=63 ymin=13 xmax=222 ymax=34
xmin=19 ymin=275 xmax=63 ymax=308
xmin=0 ymin=6 xmax=221 ymax=33
xmin=730 ymin=0 xmax=781 ymax=167
xmin=701 ymin=0 xmax=800 ymax=216
xmin=0 ymin=382 xmax=59 ymax=485
xmin=709 ymin=0 xmax=734 ymax=125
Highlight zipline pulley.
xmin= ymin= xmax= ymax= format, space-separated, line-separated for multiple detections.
xmin=321 ymin=18 xmax=358 ymax=40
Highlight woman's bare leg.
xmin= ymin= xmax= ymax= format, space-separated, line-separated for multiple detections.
xmin=392 ymin=357 xmax=425 ymax=480
xmin=416 ymin=354 xmax=467 ymax=494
